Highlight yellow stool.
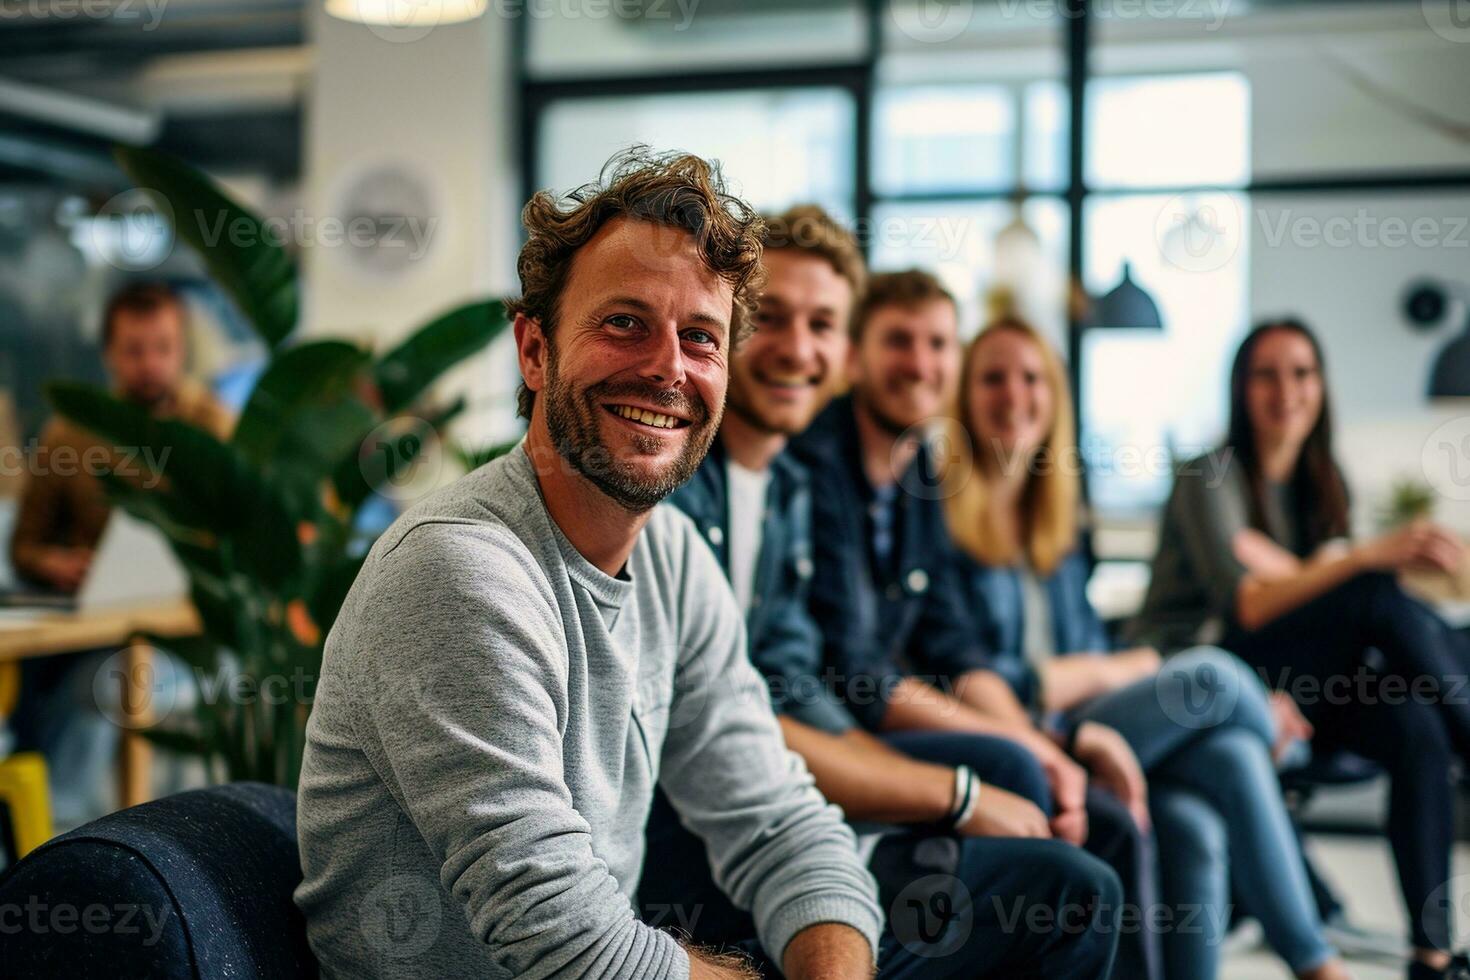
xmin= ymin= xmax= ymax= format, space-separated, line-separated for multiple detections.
xmin=1 ymin=661 xmax=56 ymax=860
xmin=0 ymin=753 xmax=53 ymax=860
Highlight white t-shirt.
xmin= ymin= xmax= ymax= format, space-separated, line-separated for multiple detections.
xmin=725 ymin=459 xmax=773 ymax=616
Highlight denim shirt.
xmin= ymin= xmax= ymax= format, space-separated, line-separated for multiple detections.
xmin=789 ymin=395 xmax=994 ymax=729
xmin=666 ymin=436 xmax=859 ymax=734
xmin=951 ymin=547 xmax=1111 ymax=708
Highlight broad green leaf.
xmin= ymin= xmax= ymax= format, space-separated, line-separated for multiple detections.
xmin=233 ymin=340 xmax=372 ymax=466
xmin=374 ymin=299 xmax=507 ymax=412
xmin=47 ymin=382 xmax=302 ymax=589
xmin=114 ymin=145 xmax=298 ymax=348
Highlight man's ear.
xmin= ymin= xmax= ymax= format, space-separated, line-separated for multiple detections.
xmin=514 ymin=313 xmax=547 ymax=395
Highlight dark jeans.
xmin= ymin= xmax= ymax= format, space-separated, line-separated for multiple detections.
xmin=1225 ymin=570 xmax=1470 ymax=951
xmin=882 ymin=730 xmax=1161 ymax=980
xmin=639 ymin=729 xmax=1122 ymax=978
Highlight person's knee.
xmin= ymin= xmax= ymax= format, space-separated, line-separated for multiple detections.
xmin=1050 ymin=849 xmax=1124 ymax=943
xmin=971 ymin=841 xmax=1122 ymax=934
xmin=1177 ymin=726 xmax=1277 ymax=798
xmin=1159 ymin=647 xmax=1269 ymax=738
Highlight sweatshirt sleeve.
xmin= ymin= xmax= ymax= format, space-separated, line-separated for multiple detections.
xmin=657 ymin=519 xmax=884 ymax=967
xmin=348 ymin=522 xmax=690 ymax=980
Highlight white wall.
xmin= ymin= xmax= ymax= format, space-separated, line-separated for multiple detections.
xmin=304 ymin=5 xmax=523 ymax=450
xmin=1240 ymin=13 xmax=1470 ymax=533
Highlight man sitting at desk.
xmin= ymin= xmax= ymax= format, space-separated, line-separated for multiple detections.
xmin=7 ymin=281 xmax=232 ymax=824
xmin=10 ymin=281 xmax=232 ymax=592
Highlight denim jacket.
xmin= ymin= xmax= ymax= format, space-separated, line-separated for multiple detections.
xmin=666 ymin=435 xmax=859 ymax=734
xmin=951 ymin=547 xmax=1111 ymax=708
xmin=789 ymin=395 xmax=994 ymax=729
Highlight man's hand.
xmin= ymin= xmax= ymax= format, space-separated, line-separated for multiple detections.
xmin=35 ymin=547 xmax=92 ymax=594
xmin=1073 ymin=721 xmax=1150 ymax=833
xmin=960 ymin=783 xmax=1051 ymax=839
xmin=781 ymin=923 xmax=876 ymax=980
xmin=1025 ymin=733 xmax=1089 ymax=845
xmin=688 ymin=946 xmax=762 ymax=979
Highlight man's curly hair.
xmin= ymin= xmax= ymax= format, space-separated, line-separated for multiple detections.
xmin=506 ymin=147 xmax=767 ymax=419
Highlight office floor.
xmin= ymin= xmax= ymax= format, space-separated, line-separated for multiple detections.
xmin=1222 ymin=834 xmax=1467 ymax=979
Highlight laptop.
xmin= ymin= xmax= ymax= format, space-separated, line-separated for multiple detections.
xmin=0 ymin=510 xmax=189 ymax=612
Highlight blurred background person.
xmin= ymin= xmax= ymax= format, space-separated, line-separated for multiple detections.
xmin=647 ymin=206 xmax=1124 ymax=977
xmin=7 ymin=281 xmax=232 ymax=827
xmin=791 ymin=268 xmax=1163 ymax=980
xmin=1133 ymin=319 xmax=1470 ymax=980
xmin=941 ymin=315 xmax=1349 ymax=980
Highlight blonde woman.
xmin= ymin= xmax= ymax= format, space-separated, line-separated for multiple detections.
xmin=937 ymin=317 xmax=1349 ymax=980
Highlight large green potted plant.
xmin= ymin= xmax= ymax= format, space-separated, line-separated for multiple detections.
xmin=48 ymin=147 xmax=513 ymax=788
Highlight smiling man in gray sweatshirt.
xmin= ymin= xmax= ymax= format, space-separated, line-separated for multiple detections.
xmin=294 ymin=149 xmax=883 ymax=980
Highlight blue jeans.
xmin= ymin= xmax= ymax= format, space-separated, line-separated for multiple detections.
xmin=1069 ymin=646 xmax=1336 ymax=978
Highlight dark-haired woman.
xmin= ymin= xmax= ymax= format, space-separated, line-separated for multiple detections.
xmin=1134 ymin=318 xmax=1470 ymax=980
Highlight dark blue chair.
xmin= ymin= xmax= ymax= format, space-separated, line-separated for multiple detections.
xmin=0 ymin=782 xmax=317 ymax=980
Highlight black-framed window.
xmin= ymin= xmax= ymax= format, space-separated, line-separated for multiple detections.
xmin=518 ymin=0 xmax=1470 ymax=522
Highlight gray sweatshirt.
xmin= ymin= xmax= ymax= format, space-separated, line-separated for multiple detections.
xmin=295 ymin=444 xmax=882 ymax=980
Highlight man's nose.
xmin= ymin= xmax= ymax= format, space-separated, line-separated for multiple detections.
xmin=637 ymin=323 xmax=687 ymax=386
xmin=779 ymin=320 xmax=818 ymax=370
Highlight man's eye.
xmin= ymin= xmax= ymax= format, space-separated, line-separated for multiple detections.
xmin=607 ymin=314 xmax=638 ymax=330
xmin=684 ymin=329 xmax=716 ymax=346
xmin=811 ymin=319 xmax=833 ymax=334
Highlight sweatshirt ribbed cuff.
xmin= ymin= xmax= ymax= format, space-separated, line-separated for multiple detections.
xmin=761 ymin=892 xmax=884 ymax=970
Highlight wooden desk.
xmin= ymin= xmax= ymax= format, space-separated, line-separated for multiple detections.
xmin=0 ymin=599 xmax=200 ymax=807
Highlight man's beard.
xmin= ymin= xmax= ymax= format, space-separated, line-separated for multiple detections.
xmin=543 ymin=351 xmax=721 ymax=513
xmin=856 ymin=388 xmax=914 ymax=437
xmin=124 ymin=383 xmax=172 ymax=412
xmin=725 ymin=372 xmax=803 ymax=437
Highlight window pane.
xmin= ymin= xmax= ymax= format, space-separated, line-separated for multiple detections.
xmin=872 ymin=86 xmax=1015 ymax=197
xmin=1086 ymin=73 xmax=1250 ymax=189
xmin=1080 ymin=192 xmax=1249 ymax=514
xmin=869 ymin=197 xmax=1068 ymax=345
xmin=1022 ymin=80 xmax=1068 ymax=192
xmin=537 ymin=89 xmax=856 ymax=221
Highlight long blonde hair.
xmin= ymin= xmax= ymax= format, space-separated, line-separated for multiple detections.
xmin=943 ymin=317 xmax=1079 ymax=575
